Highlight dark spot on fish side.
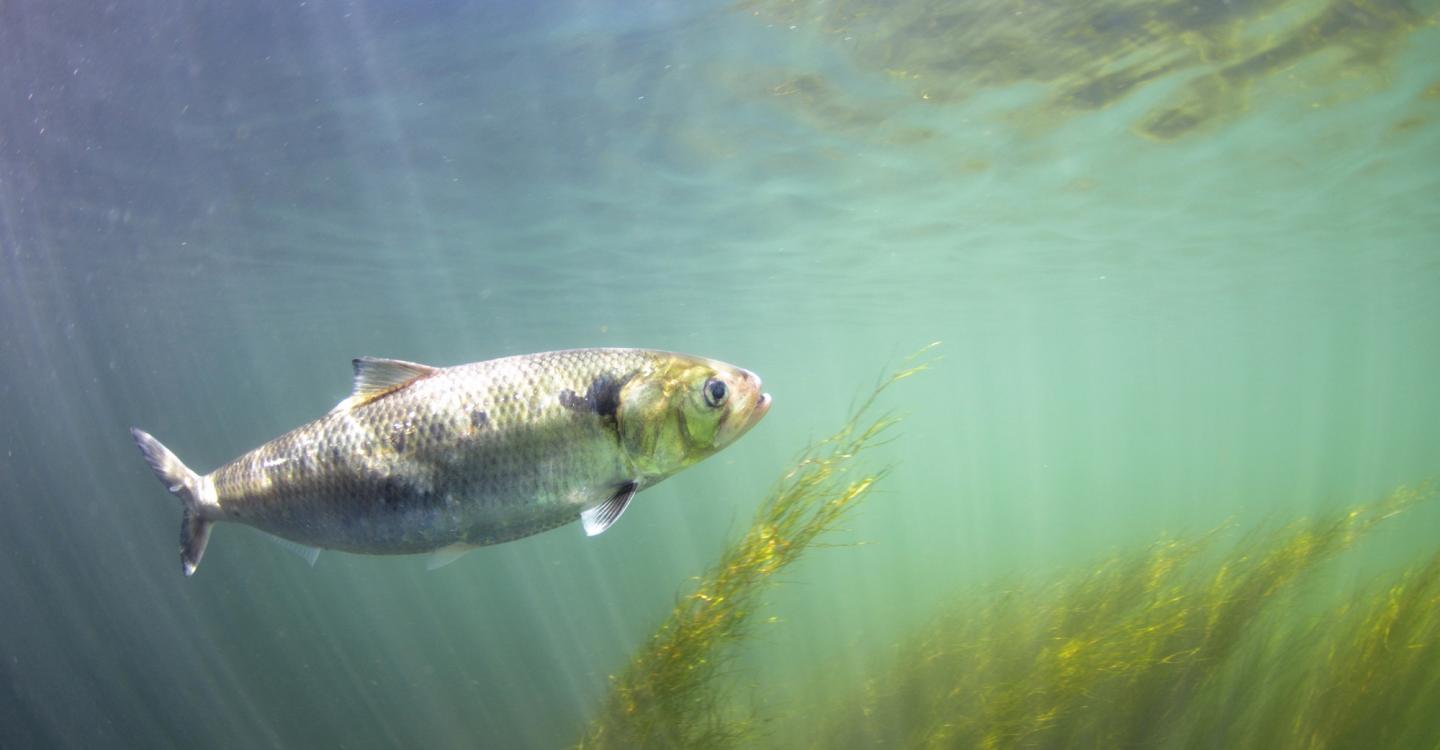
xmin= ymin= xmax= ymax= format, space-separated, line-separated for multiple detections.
xmin=590 ymin=373 xmax=624 ymax=420
xmin=470 ymin=408 xmax=489 ymax=430
xmin=373 ymin=473 xmax=430 ymax=511
xmin=390 ymin=428 xmax=407 ymax=454
xmin=559 ymin=371 xmax=632 ymax=424
xmin=558 ymin=389 xmax=586 ymax=411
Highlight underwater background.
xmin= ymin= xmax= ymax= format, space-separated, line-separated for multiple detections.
xmin=3 ymin=0 xmax=1439 ymax=747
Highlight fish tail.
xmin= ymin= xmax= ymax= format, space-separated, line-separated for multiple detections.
xmin=130 ymin=428 xmax=213 ymax=577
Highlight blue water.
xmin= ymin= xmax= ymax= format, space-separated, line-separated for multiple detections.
xmin=3 ymin=0 xmax=1439 ymax=747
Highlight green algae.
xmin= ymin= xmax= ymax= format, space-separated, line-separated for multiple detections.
xmin=577 ymin=346 xmax=937 ymax=749
xmin=815 ymin=482 xmax=1439 ymax=749
xmin=737 ymin=0 xmax=1430 ymax=140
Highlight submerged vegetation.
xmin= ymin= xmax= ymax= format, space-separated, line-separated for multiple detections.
xmin=578 ymin=347 xmax=937 ymax=749
xmin=581 ymin=468 xmax=1438 ymax=749
xmin=817 ymin=482 xmax=1440 ymax=749
xmin=737 ymin=0 xmax=1430 ymax=140
xmin=576 ymin=349 xmax=1437 ymax=749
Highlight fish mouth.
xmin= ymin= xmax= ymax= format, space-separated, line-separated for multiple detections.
xmin=742 ymin=391 xmax=771 ymax=432
xmin=734 ymin=368 xmax=771 ymax=431
xmin=748 ymin=370 xmax=771 ymax=426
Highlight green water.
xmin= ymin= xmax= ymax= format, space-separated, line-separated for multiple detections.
xmin=2 ymin=1 xmax=1439 ymax=747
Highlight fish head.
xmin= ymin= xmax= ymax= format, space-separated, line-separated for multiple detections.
xmin=618 ymin=353 xmax=772 ymax=481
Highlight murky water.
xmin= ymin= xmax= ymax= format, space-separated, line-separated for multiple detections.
xmin=3 ymin=1 xmax=1438 ymax=747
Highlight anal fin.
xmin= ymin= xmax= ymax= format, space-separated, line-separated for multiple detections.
xmin=267 ymin=534 xmax=322 ymax=567
xmin=427 ymin=542 xmax=478 ymax=571
xmin=581 ymin=481 xmax=639 ymax=537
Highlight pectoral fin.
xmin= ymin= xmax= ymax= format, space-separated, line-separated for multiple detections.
xmin=581 ymin=481 xmax=639 ymax=537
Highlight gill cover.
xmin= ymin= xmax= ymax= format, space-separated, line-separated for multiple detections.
xmin=616 ymin=356 xmax=765 ymax=482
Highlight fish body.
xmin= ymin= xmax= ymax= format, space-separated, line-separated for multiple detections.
xmin=131 ymin=348 xmax=771 ymax=575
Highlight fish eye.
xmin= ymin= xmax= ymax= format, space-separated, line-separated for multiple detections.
xmin=703 ymin=378 xmax=727 ymax=408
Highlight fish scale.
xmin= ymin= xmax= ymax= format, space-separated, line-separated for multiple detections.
xmin=213 ymin=349 xmax=653 ymax=552
xmin=131 ymin=348 xmax=771 ymax=575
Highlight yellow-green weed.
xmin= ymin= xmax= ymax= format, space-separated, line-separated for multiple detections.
xmin=579 ymin=346 xmax=936 ymax=749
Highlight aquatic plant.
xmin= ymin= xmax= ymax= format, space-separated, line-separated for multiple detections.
xmin=814 ymin=482 xmax=1438 ymax=749
xmin=568 ymin=348 xmax=1436 ymax=749
xmin=1288 ymin=550 xmax=1440 ymax=748
xmin=737 ymin=0 xmax=1428 ymax=140
xmin=578 ymin=346 xmax=936 ymax=749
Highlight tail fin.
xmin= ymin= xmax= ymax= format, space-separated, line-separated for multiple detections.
xmin=130 ymin=428 xmax=212 ymax=576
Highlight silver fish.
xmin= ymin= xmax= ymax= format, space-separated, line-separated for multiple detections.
xmin=131 ymin=348 xmax=771 ymax=575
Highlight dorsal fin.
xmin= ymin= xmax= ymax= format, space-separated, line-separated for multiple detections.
xmin=334 ymin=357 xmax=437 ymax=411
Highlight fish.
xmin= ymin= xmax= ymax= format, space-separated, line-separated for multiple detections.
xmin=130 ymin=348 xmax=771 ymax=576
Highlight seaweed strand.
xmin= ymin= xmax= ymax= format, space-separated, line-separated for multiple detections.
xmin=578 ymin=346 xmax=936 ymax=749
